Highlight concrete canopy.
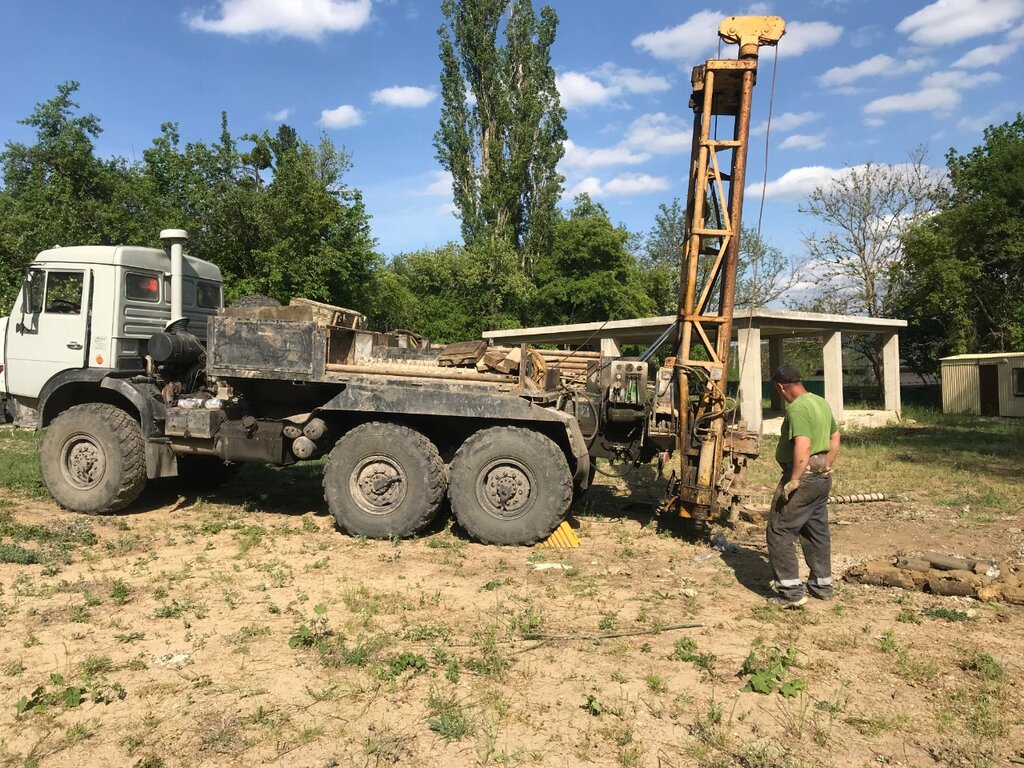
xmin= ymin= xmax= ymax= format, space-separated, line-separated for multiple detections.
xmin=484 ymin=309 xmax=907 ymax=433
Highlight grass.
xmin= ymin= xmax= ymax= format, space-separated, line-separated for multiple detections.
xmin=746 ymin=407 xmax=1024 ymax=519
xmin=1 ymin=408 xmax=1023 ymax=766
xmin=0 ymin=428 xmax=47 ymax=497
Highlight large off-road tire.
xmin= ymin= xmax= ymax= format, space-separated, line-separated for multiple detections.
xmin=39 ymin=404 xmax=147 ymax=514
xmin=323 ymin=422 xmax=445 ymax=539
xmin=449 ymin=427 xmax=572 ymax=545
xmin=175 ymin=455 xmax=241 ymax=493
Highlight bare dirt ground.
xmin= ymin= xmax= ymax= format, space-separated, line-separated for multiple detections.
xmin=1 ymin=420 xmax=1023 ymax=768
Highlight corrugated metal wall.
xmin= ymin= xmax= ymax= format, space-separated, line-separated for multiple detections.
xmin=941 ymin=361 xmax=980 ymax=414
xmin=940 ymin=355 xmax=1024 ymax=417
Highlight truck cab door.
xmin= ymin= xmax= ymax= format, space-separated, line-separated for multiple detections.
xmin=5 ymin=267 xmax=91 ymax=400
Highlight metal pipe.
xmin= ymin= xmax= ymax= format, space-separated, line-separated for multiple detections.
xmin=160 ymin=229 xmax=189 ymax=324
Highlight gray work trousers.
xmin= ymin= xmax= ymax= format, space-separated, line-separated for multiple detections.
xmin=766 ymin=469 xmax=833 ymax=601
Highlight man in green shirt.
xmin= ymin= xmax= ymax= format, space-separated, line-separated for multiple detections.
xmin=767 ymin=364 xmax=841 ymax=608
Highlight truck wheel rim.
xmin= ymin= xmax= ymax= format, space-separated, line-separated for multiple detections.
xmin=350 ymin=456 xmax=407 ymax=515
xmin=61 ymin=433 xmax=107 ymax=490
xmin=476 ymin=459 xmax=534 ymax=520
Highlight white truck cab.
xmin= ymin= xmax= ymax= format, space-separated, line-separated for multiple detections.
xmin=1 ymin=231 xmax=222 ymax=427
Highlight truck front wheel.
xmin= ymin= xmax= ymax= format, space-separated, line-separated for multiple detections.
xmin=323 ymin=422 xmax=445 ymax=538
xmin=39 ymin=404 xmax=147 ymax=514
xmin=449 ymin=427 xmax=572 ymax=545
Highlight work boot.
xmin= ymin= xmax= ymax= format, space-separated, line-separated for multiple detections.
xmin=766 ymin=595 xmax=808 ymax=609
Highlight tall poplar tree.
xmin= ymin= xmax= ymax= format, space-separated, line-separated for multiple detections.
xmin=434 ymin=0 xmax=566 ymax=266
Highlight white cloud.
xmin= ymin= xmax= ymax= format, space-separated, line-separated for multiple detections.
xmin=863 ymin=68 xmax=1000 ymax=115
xmin=864 ymin=86 xmax=961 ymax=115
xmin=570 ymin=173 xmax=670 ymax=198
xmin=921 ymin=70 xmax=1001 ymax=89
xmin=1010 ymin=23 xmax=1024 ymax=40
xmin=187 ymin=0 xmax=372 ymax=40
xmin=779 ymin=133 xmax=827 ymax=151
xmin=957 ymin=111 xmax=1003 ymax=132
xmin=747 ymin=166 xmax=842 ymax=200
xmin=751 ymin=111 xmax=822 ymax=136
xmin=952 ymin=42 xmax=1020 ymax=67
xmin=623 ymin=113 xmax=690 ymax=154
xmin=897 ymin=0 xmax=1024 ymax=46
xmin=556 ymin=72 xmax=614 ymax=109
xmin=556 ymin=63 xmax=669 ymax=109
xmin=371 ymin=86 xmax=437 ymax=108
xmin=412 ymin=170 xmax=453 ymax=197
xmin=318 ymin=104 xmax=363 ymax=128
xmin=561 ymin=140 xmax=650 ymax=171
xmin=631 ymin=10 xmax=722 ymax=62
xmin=864 ymin=117 xmax=886 ymax=128
xmin=267 ymin=107 xmax=292 ymax=121
xmin=632 ymin=12 xmax=839 ymax=61
xmin=778 ymin=21 xmax=844 ymax=58
xmin=818 ymin=54 xmax=931 ymax=86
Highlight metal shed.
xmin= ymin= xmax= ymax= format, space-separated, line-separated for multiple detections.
xmin=940 ymin=353 xmax=1024 ymax=417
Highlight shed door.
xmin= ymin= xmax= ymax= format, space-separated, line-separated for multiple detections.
xmin=979 ymin=365 xmax=999 ymax=416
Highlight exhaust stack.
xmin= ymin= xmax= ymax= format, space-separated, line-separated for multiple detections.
xmin=159 ymin=229 xmax=189 ymax=324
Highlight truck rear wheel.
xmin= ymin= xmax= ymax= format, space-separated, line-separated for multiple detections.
xmin=323 ymin=422 xmax=445 ymax=539
xmin=39 ymin=404 xmax=147 ymax=514
xmin=449 ymin=427 xmax=572 ymax=545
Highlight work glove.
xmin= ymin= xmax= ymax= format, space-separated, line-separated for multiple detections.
xmin=783 ymin=479 xmax=800 ymax=499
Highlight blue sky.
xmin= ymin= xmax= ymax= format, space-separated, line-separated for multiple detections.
xmin=1 ymin=0 xmax=1022 ymax=264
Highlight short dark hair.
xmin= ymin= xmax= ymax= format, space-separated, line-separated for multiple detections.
xmin=771 ymin=364 xmax=802 ymax=384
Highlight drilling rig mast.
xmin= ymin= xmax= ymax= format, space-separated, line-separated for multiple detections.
xmin=659 ymin=16 xmax=786 ymax=527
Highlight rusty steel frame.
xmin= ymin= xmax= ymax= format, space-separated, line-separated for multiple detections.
xmin=663 ymin=21 xmax=780 ymax=524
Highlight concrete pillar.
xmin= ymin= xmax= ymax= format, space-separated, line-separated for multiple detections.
xmin=768 ymin=337 xmax=784 ymax=411
xmin=600 ymin=337 xmax=621 ymax=358
xmin=822 ymin=331 xmax=844 ymax=422
xmin=736 ymin=327 xmax=763 ymax=433
xmin=882 ymin=332 xmax=901 ymax=414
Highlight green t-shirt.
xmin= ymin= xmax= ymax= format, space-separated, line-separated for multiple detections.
xmin=775 ymin=392 xmax=838 ymax=465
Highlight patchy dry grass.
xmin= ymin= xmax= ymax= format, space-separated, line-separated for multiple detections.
xmin=0 ymin=411 xmax=1022 ymax=766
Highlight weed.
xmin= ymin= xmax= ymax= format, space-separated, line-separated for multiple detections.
xmin=363 ymin=724 xmax=410 ymax=763
xmin=481 ymin=578 xmax=512 ymax=591
xmin=80 ymin=655 xmax=114 ymax=678
xmin=922 ymin=605 xmax=971 ymax=622
xmin=960 ymin=651 xmax=1005 ymax=683
xmin=581 ymin=694 xmax=603 ymax=716
xmin=895 ymin=649 xmax=939 ymax=683
xmin=111 ymin=579 xmax=131 ymax=605
xmin=669 ymin=637 xmax=717 ymax=677
xmin=16 ymin=672 xmax=126 ymax=716
xmin=877 ymin=630 xmax=898 ymax=653
xmin=895 ymin=608 xmax=921 ymax=624
xmin=426 ymin=688 xmax=474 ymax=741
xmin=739 ymin=643 xmax=802 ymax=696
xmin=644 ymin=674 xmax=668 ymax=693
xmin=689 ymin=699 xmax=726 ymax=750
xmin=389 ymin=652 xmax=427 ymax=677
xmin=463 ymin=624 xmax=510 ymax=679
xmin=116 ymin=632 xmax=145 ymax=644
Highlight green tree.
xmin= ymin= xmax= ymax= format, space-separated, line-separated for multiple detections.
xmin=897 ymin=115 xmax=1024 ymax=369
xmin=137 ymin=119 xmax=377 ymax=307
xmin=532 ymin=195 xmax=655 ymax=325
xmin=0 ymin=82 xmax=141 ymax=309
xmin=641 ymin=197 xmax=792 ymax=314
xmin=434 ymin=0 xmax=566 ymax=264
xmin=370 ymin=240 xmax=533 ymax=342
xmin=795 ymin=148 xmax=946 ymax=386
